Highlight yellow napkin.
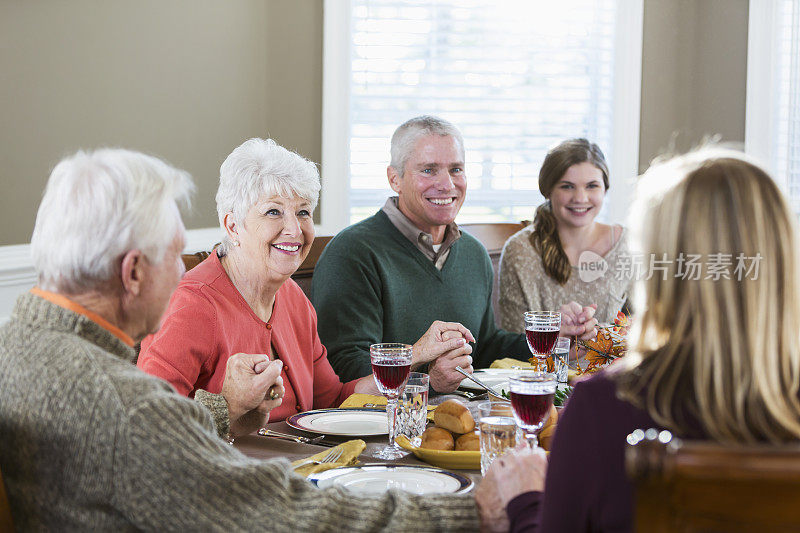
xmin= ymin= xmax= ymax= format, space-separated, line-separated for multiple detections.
xmin=291 ymin=439 xmax=366 ymax=477
xmin=489 ymin=357 xmax=535 ymax=369
xmin=339 ymin=393 xmax=435 ymax=421
xmin=339 ymin=393 xmax=388 ymax=409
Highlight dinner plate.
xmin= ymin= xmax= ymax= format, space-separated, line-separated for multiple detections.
xmin=395 ymin=435 xmax=481 ymax=470
xmin=286 ymin=408 xmax=389 ymax=436
xmin=459 ymin=368 xmax=519 ymax=391
xmin=308 ymin=464 xmax=473 ymax=494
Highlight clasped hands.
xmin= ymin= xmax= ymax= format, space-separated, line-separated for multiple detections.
xmin=411 ymin=320 xmax=476 ymax=393
xmin=220 ymin=353 xmax=285 ymax=438
xmin=559 ymin=301 xmax=599 ymax=341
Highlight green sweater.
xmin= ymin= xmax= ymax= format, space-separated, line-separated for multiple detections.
xmin=0 ymin=293 xmax=479 ymax=531
xmin=312 ymin=211 xmax=529 ymax=383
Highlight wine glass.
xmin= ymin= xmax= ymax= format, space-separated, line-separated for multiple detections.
xmin=370 ymin=343 xmax=413 ymax=459
xmin=508 ymin=372 xmax=557 ymax=449
xmin=524 ymin=311 xmax=561 ymax=369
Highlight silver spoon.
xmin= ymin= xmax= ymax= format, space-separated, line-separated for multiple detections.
xmin=455 ymin=366 xmax=501 ymax=397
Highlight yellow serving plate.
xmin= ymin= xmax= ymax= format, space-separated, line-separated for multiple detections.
xmin=395 ymin=435 xmax=480 ymax=470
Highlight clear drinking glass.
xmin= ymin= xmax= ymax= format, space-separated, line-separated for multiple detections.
xmin=477 ymin=401 xmax=518 ymax=475
xmin=552 ymin=337 xmax=570 ymax=384
xmin=394 ymin=372 xmax=429 ymax=446
xmin=509 ymin=372 xmax=557 ymax=449
xmin=524 ymin=311 xmax=561 ymax=366
xmin=370 ymin=343 xmax=413 ymax=460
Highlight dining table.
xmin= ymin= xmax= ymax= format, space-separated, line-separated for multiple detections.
xmin=234 ymin=394 xmax=485 ymax=489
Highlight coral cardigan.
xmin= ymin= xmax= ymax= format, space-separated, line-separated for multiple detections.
xmin=138 ymin=253 xmax=358 ymax=421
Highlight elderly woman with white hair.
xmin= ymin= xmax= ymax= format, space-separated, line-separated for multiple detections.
xmin=139 ymin=138 xmax=472 ymax=422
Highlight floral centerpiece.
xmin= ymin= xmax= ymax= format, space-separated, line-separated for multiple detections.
xmin=575 ymin=310 xmax=631 ymax=374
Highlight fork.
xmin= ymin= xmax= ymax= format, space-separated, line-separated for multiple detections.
xmin=293 ymin=446 xmax=344 ymax=468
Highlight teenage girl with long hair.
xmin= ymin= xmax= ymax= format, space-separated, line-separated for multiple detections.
xmin=498 ymin=139 xmax=632 ymax=332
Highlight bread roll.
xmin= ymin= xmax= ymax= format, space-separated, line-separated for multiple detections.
xmin=420 ymin=426 xmax=455 ymax=451
xmin=539 ymin=424 xmax=556 ymax=451
xmin=433 ymin=400 xmax=475 ymax=434
xmin=542 ymin=405 xmax=558 ymax=430
xmin=538 ymin=406 xmax=559 ymax=450
xmin=455 ymin=431 xmax=480 ymax=451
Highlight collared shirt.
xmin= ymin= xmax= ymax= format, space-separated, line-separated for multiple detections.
xmin=30 ymin=287 xmax=135 ymax=347
xmin=381 ymin=196 xmax=461 ymax=270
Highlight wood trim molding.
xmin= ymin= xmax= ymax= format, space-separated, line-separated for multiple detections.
xmin=0 ymin=226 xmax=224 ymax=324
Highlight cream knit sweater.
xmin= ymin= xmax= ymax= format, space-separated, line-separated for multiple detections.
xmin=498 ymin=225 xmax=633 ymax=332
xmin=0 ymin=293 xmax=479 ymax=531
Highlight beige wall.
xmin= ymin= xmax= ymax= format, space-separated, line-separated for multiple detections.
xmin=639 ymin=0 xmax=749 ymax=172
xmin=0 ymin=0 xmax=322 ymax=245
xmin=264 ymin=1 xmax=323 ymax=173
xmin=0 ymin=0 xmax=749 ymax=245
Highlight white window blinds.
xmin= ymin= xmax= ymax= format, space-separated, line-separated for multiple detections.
xmin=776 ymin=0 xmax=800 ymax=211
xmin=748 ymin=0 xmax=800 ymax=211
xmin=348 ymin=0 xmax=623 ymax=225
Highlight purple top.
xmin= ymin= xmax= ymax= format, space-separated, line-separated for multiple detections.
xmin=506 ymin=373 xmax=659 ymax=532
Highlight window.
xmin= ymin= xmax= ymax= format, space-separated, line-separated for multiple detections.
xmin=746 ymin=0 xmax=800 ymax=211
xmin=321 ymin=0 xmax=642 ymax=234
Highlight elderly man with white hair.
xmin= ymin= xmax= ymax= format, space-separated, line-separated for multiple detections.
xmin=0 ymin=146 xmax=537 ymax=531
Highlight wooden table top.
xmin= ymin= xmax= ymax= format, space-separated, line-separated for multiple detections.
xmin=234 ymin=396 xmax=484 ymax=488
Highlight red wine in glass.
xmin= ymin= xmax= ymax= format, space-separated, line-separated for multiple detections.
xmin=523 ymin=311 xmax=561 ymax=357
xmin=370 ymin=343 xmax=413 ymax=460
xmin=525 ymin=327 xmax=559 ymax=356
xmin=371 ymin=360 xmax=411 ymax=392
xmin=509 ymin=391 xmax=554 ymax=427
xmin=508 ymin=372 xmax=557 ymax=449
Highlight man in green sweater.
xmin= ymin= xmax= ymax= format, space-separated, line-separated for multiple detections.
xmin=0 ymin=147 xmax=536 ymax=531
xmin=312 ymin=116 xmax=598 ymax=390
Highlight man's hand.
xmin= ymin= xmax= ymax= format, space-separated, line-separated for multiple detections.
xmin=411 ymin=320 xmax=475 ymax=368
xmin=474 ymin=446 xmax=548 ymax=532
xmin=559 ymin=302 xmax=598 ymax=341
xmin=220 ymin=354 xmax=284 ymax=437
xmin=429 ymin=351 xmax=473 ymax=393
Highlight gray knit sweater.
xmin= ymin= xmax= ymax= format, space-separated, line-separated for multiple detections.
xmin=0 ymin=293 xmax=479 ymax=531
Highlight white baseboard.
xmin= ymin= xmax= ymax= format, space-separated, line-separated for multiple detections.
xmin=0 ymin=227 xmax=224 ymax=324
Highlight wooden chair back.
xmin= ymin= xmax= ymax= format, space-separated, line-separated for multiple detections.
xmin=0 ymin=466 xmax=14 ymax=532
xmin=181 ymin=249 xmax=213 ymax=272
xmin=459 ymin=222 xmax=527 ymax=327
xmin=626 ymin=428 xmax=800 ymax=532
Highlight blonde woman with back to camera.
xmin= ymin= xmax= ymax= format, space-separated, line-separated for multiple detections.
xmin=498 ymin=139 xmax=633 ymax=332
xmin=480 ymin=148 xmax=800 ymax=532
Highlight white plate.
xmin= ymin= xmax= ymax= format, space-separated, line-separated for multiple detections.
xmin=308 ymin=464 xmax=473 ymax=494
xmin=459 ymin=368 xmax=520 ymax=391
xmin=286 ymin=408 xmax=389 ymax=436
